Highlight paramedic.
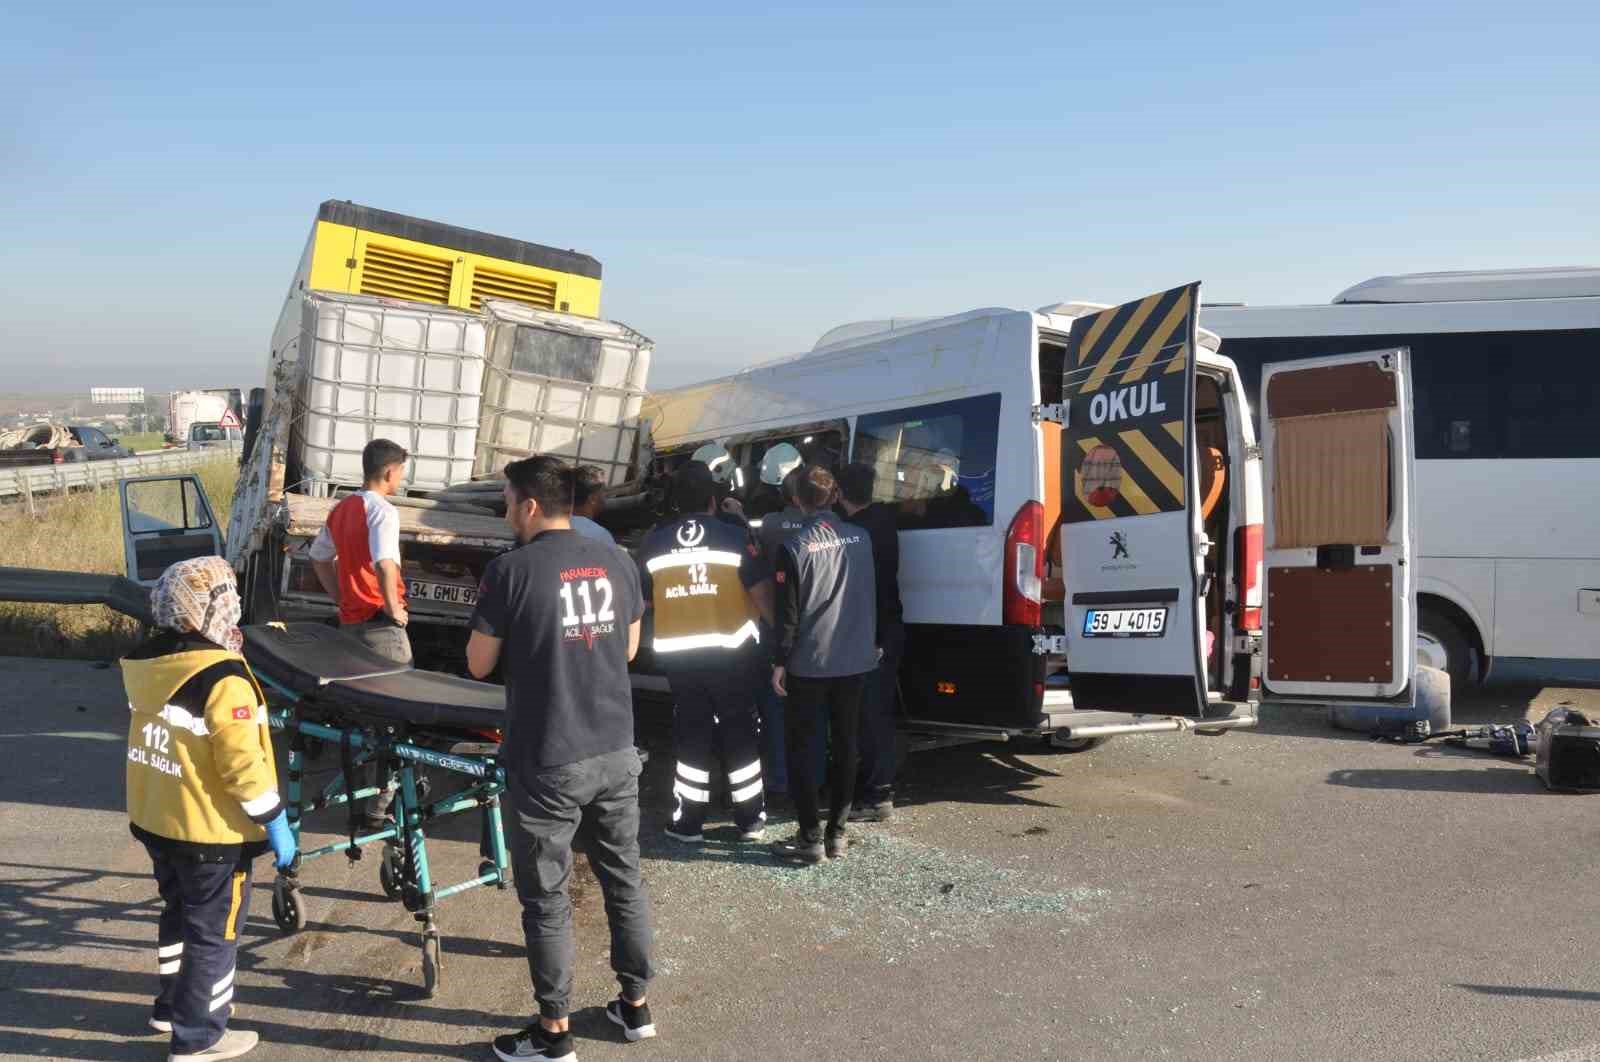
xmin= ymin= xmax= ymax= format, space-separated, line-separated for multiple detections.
xmin=770 ymin=465 xmax=879 ymax=864
xmin=309 ymin=438 xmax=412 ymax=665
xmin=467 ymin=456 xmax=657 ymax=1061
xmin=124 ymin=557 xmax=296 ymax=1061
xmin=837 ymin=462 xmax=905 ymax=821
xmin=570 ymin=464 xmax=617 ymax=546
xmin=638 ymin=461 xmax=775 ymax=844
xmin=755 ymin=462 xmax=810 ymax=799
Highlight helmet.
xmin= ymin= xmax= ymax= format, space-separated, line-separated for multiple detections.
xmin=759 ymin=443 xmax=803 ymax=486
xmin=691 ymin=442 xmax=737 ymax=485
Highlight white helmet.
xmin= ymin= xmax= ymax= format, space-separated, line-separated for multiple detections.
xmin=691 ymin=442 xmax=737 ymax=485
xmin=759 ymin=442 xmax=803 ymax=486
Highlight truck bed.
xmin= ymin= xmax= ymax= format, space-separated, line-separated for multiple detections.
xmin=282 ymin=493 xmax=517 ymax=549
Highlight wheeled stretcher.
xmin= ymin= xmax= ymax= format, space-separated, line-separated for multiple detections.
xmin=241 ymin=623 xmax=510 ymax=997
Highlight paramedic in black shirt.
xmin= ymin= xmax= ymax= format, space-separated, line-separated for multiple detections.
xmin=468 ymin=455 xmax=658 ymax=1061
xmin=836 ymin=462 xmax=905 ymax=821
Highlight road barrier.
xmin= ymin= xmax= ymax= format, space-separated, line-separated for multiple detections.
xmin=0 ymin=450 xmax=220 ymax=509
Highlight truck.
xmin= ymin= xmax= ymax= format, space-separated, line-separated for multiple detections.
xmin=166 ymin=392 xmax=231 ymax=446
xmin=128 ymin=202 xmax=644 ymax=664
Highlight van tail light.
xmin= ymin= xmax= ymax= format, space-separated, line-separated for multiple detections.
xmin=1004 ymin=500 xmax=1044 ymax=627
xmin=1234 ymin=523 xmax=1263 ymax=632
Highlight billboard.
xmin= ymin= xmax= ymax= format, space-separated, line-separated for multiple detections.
xmin=90 ymin=387 xmax=146 ymax=405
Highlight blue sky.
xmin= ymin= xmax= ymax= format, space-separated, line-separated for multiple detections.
xmin=3 ymin=1 xmax=1596 ymax=393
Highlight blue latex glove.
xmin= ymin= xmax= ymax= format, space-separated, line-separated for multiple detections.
xmin=264 ymin=810 xmax=297 ymax=870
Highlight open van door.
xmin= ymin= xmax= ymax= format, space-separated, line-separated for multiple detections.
xmin=1260 ymin=349 xmax=1415 ymax=700
xmin=121 ymin=475 xmax=224 ymax=586
xmin=1060 ymin=283 xmax=1213 ymax=717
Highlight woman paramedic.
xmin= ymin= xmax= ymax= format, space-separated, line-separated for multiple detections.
xmin=122 ymin=556 xmax=296 ymax=1061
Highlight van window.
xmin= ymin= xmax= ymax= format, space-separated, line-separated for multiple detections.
xmin=852 ymin=393 xmax=1001 ymax=530
xmin=738 ymin=430 xmax=845 ymax=517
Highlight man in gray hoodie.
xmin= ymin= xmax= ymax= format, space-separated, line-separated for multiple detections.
xmin=769 ymin=464 xmax=878 ymax=864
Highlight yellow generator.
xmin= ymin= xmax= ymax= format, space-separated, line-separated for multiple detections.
xmin=292 ymin=199 xmax=601 ymax=316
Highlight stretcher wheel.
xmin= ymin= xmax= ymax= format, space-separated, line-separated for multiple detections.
xmin=379 ymin=844 xmax=405 ymax=900
xmin=271 ymin=880 xmax=306 ymax=934
xmin=421 ymin=930 xmax=442 ymax=998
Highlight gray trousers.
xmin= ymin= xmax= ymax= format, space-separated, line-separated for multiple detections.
xmin=509 ymin=747 xmax=653 ymax=1020
xmin=345 ymin=618 xmax=412 ymax=665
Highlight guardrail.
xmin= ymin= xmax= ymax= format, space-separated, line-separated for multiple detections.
xmin=0 ymin=566 xmax=153 ymax=624
xmin=0 ymin=449 xmax=220 ymax=507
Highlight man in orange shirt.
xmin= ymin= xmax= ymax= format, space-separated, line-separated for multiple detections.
xmin=309 ymin=439 xmax=412 ymax=664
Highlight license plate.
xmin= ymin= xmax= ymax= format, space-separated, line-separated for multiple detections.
xmin=408 ymin=579 xmax=478 ymax=608
xmin=1083 ymin=607 xmax=1167 ymax=638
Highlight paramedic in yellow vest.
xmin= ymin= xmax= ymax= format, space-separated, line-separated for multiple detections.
xmin=123 ymin=557 xmax=296 ymax=1062
xmin=637 ymin=462 xmax=775 ymax=843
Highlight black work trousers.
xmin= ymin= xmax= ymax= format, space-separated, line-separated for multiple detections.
xmin=508 ymin=747 xmax=653 ymax=1021
xmin=856 ymin=624 xmax=904 ymax=805
xmin=668 ymin=666 xmax=767 ymax=834
xmin=785 ymin=672 xmax=868 ymax=843
xmin=145 ymin=843 xmax=255 ymax=1055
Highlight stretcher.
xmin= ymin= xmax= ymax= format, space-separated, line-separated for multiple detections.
xmin=241 ymin=622 xmax=510 ymax=997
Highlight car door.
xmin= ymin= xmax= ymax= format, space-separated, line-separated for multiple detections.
xmin=121 ymin=475 xmax=224 ymax=586
xmin=1059 ymin=283 xmax=1212 ymax=716
xmin=1260 ymin=349 xmax=1416 ymax=700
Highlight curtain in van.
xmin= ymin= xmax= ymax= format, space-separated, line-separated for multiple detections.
xmin=1272 ymin=409 xmax=1389 ymax=549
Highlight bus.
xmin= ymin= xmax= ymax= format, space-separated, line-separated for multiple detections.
xmin=1203 ymin=267 xmax=1600 ymax=689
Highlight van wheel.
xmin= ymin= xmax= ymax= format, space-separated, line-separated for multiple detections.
xmin=1417 ymin=609 xmax=1473 ymax=690
xmin=1044 ymin=733 xmax=1106 ymax=753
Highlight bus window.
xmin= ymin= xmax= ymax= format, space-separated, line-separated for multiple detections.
xmin=852 ymin=393 xmax=1002 ymax=530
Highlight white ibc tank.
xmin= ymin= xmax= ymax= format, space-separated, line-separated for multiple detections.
xmin=292 ymin=293 xmax=487 ymax=493
xmin=475 ymin=300 xmax=652 ymax=485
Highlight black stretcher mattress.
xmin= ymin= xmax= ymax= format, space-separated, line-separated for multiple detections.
xmin=242 ymin=623 xmax=506 ymax=732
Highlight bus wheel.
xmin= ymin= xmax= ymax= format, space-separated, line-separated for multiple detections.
xmin=1417 ymin=609 xmax=1474 ymax=690
xmin=1044 ymin=732 xmax=1106 ymax=753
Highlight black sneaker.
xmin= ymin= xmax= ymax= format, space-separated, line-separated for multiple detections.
xmin=770 ymin=836 xmax=825 ymax=864
xmin=848 ymin=800 xmax=893 ymax=823
xmin=825 ymin=832 xmax=849 ymax=859
xmin=492 ymin=1022 xmax=576 ymax=1062
xmin=605 ymin=997 xmax=657 ymax=1042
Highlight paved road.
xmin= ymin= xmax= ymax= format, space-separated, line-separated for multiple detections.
xmin=2 ymin=656 xmax=1598 ymax=1061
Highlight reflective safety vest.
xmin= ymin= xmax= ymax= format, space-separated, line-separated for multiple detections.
xmin=639 ymin=515 xmax=764 ymax=658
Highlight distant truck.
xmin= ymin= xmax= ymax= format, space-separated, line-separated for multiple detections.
xmin=0 ymin=424 xmax=132 ymax=468
xmin=186 ymin=422 xmax=244 ymax=454
xmin=166 ymin=392 xmax=231 ymax=445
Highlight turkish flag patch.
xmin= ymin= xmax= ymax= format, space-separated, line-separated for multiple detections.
xmin=747 ymin=544 xmax=758 ymax=557
xmin=775 ymin=571 xmax=786 ymax=585
xmin=232 ymin=706 xmax=253 ymax=721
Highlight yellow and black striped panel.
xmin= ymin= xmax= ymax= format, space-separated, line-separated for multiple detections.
xmin=1062 ymin=283 xmax=1198 ymax=523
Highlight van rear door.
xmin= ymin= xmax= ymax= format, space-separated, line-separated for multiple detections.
xmin=1260 ymin=349 xmax=1415 ymax=699
xmin=1060 ymin=283 xmax=1211 ymax=717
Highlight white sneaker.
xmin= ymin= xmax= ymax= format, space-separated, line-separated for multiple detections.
xmin=168 ymin=1029 xmax=259 ymax=1061
xmin=150 ymin=1016 xmax=173 ymax=1034
xmin=738 ymin=825 xmax=766 ymax=842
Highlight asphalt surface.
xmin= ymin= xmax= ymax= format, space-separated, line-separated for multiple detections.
xmin=3 ymin=656 xmax=1600 ymax=1061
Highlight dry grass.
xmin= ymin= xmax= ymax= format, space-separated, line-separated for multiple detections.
xmin=0 ymin=460 xmax=239 ymax=659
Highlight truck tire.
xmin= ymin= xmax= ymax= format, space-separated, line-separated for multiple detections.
xmin=1417 ymin=607 xmax=1474 ymax=691
xmin=1043 ymin=732 xmax=1107 ymax=753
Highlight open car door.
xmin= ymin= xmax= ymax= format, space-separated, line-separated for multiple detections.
xmin=121 ymin=475 xmax=224 ymax=586
xmin=1260 ymin=349 xmax=1416 ymax=700
xmin=1060 ymin=283 xmax=1213 ymax=717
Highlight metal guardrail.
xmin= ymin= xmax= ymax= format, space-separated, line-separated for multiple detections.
xmin=0 ymin=449 xmax=217 ymax=504
xmin=0 ymin=566 xmax=154 ymax=624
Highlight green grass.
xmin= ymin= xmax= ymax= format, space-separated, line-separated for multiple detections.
xmin=0 ymin=459 xmax=239 ymax=659
xmin=117 ymin=431 xmax=170 ymax=453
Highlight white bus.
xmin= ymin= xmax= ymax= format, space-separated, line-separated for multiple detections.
xmin=1203 ymin=267 xmax=1600 ymax=689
